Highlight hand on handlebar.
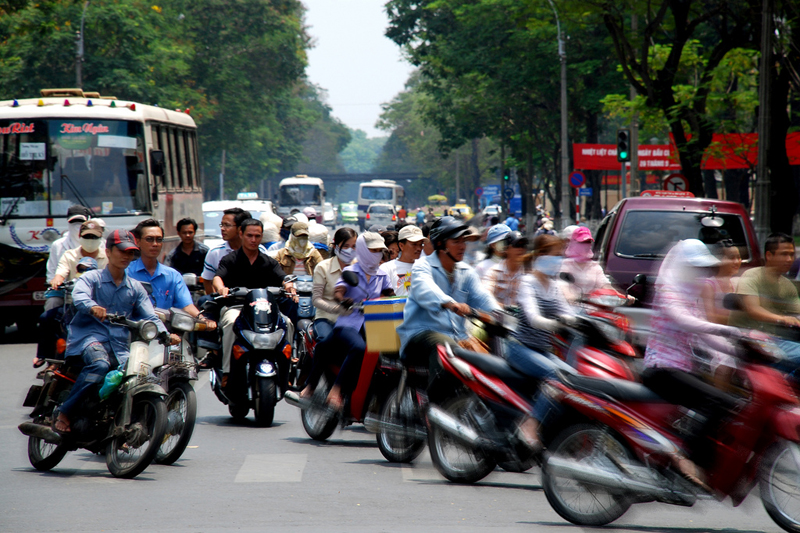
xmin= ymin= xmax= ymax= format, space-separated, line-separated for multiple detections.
xmin=777 ymin=316 xmax=800 ymax=328
xmin=283 ymin=282 xmax=299 ymax=303
xmin=91 ymin=306 xmax=107 ymax=322
xmin=168 ymin=333 xmax=181 ymax=346
xmin=50 ymin=274 xmax=65 ymax=291
xmin=218 ymin=286 xmax=230 ymax=297
xmin=444 ymin=301 xmax=471 ymax=317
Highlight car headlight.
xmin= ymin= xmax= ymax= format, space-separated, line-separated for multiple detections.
xmin=242 ymin=329 xmax=284 ymax=350
xmin=140 ymin=321 xmax=159 ymax=341
xmin=170 ymin=312 xmax=195 ymax=332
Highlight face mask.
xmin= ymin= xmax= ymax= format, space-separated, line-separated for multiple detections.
xmin=337 ymin=246 xmax=356 ymax=264
xmin=534 ymin=255 xmax=563 ymax=277
xmin=80 ymin=237 xmax=102 ymax=253
xmin=355 ymin=235 xmax=383 ymax=276
xmin=296 ymin=237 xmax=309 ymax=248
xmin=566 ymin=241 xmax=594 ymax=263
xmin=494 ymin=241 xmax=508 ymax=254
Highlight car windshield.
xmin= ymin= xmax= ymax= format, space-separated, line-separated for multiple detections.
xmin=369 ymin=205 xmax=393 ymax=214
xmin=342 ymin=204 xmax=356 ymax=213
xmin=615 ymin=210 xmax=750 ymax=260
xmin=280 ymin=184 xmax=320 ymax=205
xmin=0 ymin=118 xmax=148 ymax=217
xmin=362 ymin=186 xmax=393 ymax=201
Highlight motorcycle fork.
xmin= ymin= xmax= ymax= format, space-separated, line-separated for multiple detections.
xmin=394 ymin=370 xmax=408 ymax=408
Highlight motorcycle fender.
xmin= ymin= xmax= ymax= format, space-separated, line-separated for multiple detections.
xmin=130 ymin=383 xmax=168 ymax=398
xmin=770 ymin=407 xmax=800 ymax=441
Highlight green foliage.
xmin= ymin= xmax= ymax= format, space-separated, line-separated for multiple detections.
xmin=339 ymin=129 xmax=387 ymax=174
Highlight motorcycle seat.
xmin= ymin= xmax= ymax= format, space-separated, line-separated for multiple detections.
xmin=451 ymin=346 xmax=536 ymax=393
xmin=561 ymin=373 xmax=664 ymax=403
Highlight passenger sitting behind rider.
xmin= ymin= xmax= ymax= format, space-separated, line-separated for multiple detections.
xmin=54 ymin=230 xmax=179 ymax=434
xmin=303 ymin=232 xmax=395 ymax=411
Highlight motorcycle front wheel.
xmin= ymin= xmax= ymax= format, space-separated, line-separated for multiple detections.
xmin=253 ymin=376 xmax=276 ymax=427
xmin=541 ymin=424 xmax=633 ymax=527
xmin=428 ymin=395 xmax=496 ymax=483
xmin=377 ymin=387 xmax=426 ymax=463
xmin=106 ymin=394 xmax=167 ymax=479
xmin=155 ymin=381 xmax=197 ymax=465
xmin=301 ymin=375 xmax=339 ymax=441
xmin=28 ymin=436 xmax=68 ymax=471
xmin=761 ymin=440 xmax=800 ymax=533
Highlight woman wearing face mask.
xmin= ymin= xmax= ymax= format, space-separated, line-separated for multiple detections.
xmin=559 ymin=226 xmax=620 ymax=305
xmin=475 ymin=224 xmax=511 ymax=280
xmin=274 ymin=221 xmax=323 ymax=276
xmin=293 ymin=232 xmax=395 ymax=409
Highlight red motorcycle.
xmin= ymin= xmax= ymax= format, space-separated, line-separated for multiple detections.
xmin=540 ymin=332 xmax=800 ymax=532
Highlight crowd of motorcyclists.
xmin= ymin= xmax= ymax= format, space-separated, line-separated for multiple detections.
xmin=23 ymin=200 xmax=800 ymax=529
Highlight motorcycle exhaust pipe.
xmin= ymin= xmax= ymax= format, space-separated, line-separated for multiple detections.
xmin=545 ymin=456 xmax=694 ymax=503
xmin=426 ymin=405 xmax=481 ymax=447
xmin=363 ymin=413 xmax=427 ymax=439
xmin=18 ymin=422 xmax=62 ymax=445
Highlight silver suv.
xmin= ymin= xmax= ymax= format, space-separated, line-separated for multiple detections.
xmin=365 ymin=203 xmax=396 ymax=228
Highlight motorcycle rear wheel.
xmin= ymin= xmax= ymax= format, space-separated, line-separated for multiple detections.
xmin=28 ymin=436 xmax=68 ymax=471
xmin=542 ymin=424 xmax=633 ymax=527
xmin=377 ymin=387 xmax=426 ymax=463
xmin=301 ymin=376 xmax=338 ymax=441
xmin=155 ymin=381 xmax=197 ymax=465
xmin=253 ymin=377 xmax=276 ymax=427
xmin=428 ymin=395 xmax=496 ymax=483
xmin=761 ymin=440 xmax=800 ymax=533
xmin=106 ymin=395 xmax=167 ymax=479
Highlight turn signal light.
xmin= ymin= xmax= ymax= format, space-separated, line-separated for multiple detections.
xmin=233 ymin=344 xmax=247 ymax=360
xmin=56 ymin=338 xmax=67 ymax=355
xmin=129 ymin=104 xmax=136 ymax=111
xmin=283 ymin=344 xmax=292 ymax=359
xmin=64 ymin=99 xmax=70 ymax=106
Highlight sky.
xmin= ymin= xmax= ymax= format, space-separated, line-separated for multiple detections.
xmin=302 ymin=0 xmax=415 ymax=139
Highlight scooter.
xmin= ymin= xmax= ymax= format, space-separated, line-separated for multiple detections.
xmin=205 ymin=285 xmax=294 ymax=426
xmin=290 ymin=275 xmax=315 ymax=388
xmin=540 ymin=330 xmax=800 ymax=532
xmin=19 ymin=314 xmax=169 ymax=479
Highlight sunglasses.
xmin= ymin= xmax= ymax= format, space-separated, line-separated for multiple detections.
xmin=143 ymin=236 xmax=163 ymax=244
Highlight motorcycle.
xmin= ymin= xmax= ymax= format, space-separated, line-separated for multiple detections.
xmin=539 ymin=331 xmax=800 ymax=532
xmin=290 ymin=274 xmax=315 ymax=388
xmin=205 ymin=284 xmax=294 ymax=426
xmin=19 ymin=314 xmax=168 ymax=479
xmin=149 ymin=307 xmax=213 ymax=465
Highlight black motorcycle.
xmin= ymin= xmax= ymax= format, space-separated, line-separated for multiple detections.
xmin=19 ymin=315 xmax=168 ymax=479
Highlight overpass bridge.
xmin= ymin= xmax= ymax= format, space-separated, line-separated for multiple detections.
xmin=270 ymin=172 xmax=425 ymax=182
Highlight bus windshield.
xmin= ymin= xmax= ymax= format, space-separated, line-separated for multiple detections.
xmin=0 ymin=118 xmax=148 ymax=217
xmin=280 ymin=184 xmax=320 ymax=206
xmin=361 ymin=186 xmax=393 ymax=201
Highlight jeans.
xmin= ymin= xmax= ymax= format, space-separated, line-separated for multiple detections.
xmin=504 ymin=339 xmax=566 ymax=423
xmin=59 ymin=342 xmax=118 ymax=418
xmin=307 ymin=326 xmax=366 ymax=394
xmin=775 ymin=339 xmax=800 ymax=378
xmin=312 ymin=318 xmax=334 ymax=343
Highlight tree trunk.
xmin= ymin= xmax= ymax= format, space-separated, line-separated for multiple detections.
xmin=768 ymin=54 xmax=797 ymax=234
xmin=703 ymin=170 xmax=718 ymax=199
xmin=469 ymin=138 xmax=481 ymax=210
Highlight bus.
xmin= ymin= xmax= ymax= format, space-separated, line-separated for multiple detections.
xmin=357 ymin=179 xmax=405 ymax=229
xmin=0 ymin=88 xmax=203 ymax=332
xmin=276 ymin=175 xmax=325 ymax=223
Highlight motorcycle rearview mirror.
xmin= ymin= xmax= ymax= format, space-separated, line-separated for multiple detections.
xmin=342 ymin=271 xmax=359 ymax=287
xmin=559 ymin=272 xmax=576 ymax=284
xmin=139 ymin=281 xmax=154 ymax=296
xmin=722 ymin=293 xmax=744 ymax=311
xmin=632 ymin=273 xmax=647 ymax=285
xmin=182 ymin=273 xmax=197 ymax=287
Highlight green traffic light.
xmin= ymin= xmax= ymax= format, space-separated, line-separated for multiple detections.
xmin=619 ymin=151 xmax=627 ymax=159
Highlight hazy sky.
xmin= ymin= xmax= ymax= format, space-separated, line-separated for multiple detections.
xmin=302 ymin=0 xmax=415 ymax=138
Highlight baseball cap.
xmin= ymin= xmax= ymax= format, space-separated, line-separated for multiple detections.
xmin=363 ymin=231 xmax=387 ymax=251
xmin=560 ymin=225 xmax=579 ymax=240
xmin=67 ymin=205 xmax=91 ymax=223
xmin=682 ymin=239 xmax=720 ymax=267
xmin=79 ymin=220 xmax=103 ymax=238
xmin=76 ymin=256 xmax=98 ymax=273
xmin=291 ymin=221 xmax=310 ymax=237
xmin=486 ymin=224 xmax=512 ymax=245
xmin=106 ymin=229 xmax=139 ymax=252
xmin=398 ymin=225 xmax=425 ymax=243
xmin=571 ymin=226 xmax=594 ymax=243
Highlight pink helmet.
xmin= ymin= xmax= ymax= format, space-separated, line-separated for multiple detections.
xmin=302 ymin=206 xmax=317 ymax=219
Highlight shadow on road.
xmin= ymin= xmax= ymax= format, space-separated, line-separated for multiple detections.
xmin=195 ymin=415 xmax=286 ymax=428
xmin=283 ymin=436 xmax=377 ymax=449
xmin=521 ymin=522 xmax=768 ymax=533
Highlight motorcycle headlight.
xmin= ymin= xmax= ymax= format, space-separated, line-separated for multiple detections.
xmin=170 ymin=312 xmax=195 ymax=332
xmin=242 ymin=329 xmax=284 ymax=350
xmin=140 ymin=321 xmax=159 ymax=341
xmin=295 ymin=279 xmax=314 ymax=293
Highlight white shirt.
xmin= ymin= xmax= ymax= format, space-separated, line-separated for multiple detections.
xmin=46 ymin=231 xmax=80 ymax=282
xmin=475 ymin=256 xmax=502 ymax=281
xmin=379 ymin=259 xmax=415 ymax=296
xmin=201 ymin=242 xmax=267 ymax=281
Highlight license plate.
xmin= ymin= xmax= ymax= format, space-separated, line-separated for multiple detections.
xmin=33 ymin=291 xmax=46 ymax=301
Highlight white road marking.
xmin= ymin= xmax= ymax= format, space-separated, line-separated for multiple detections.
xmin=234 ymin=454 xmax=307 ymax=482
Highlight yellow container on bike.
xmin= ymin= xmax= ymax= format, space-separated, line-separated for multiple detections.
xmin=363 ymin=297 xmax=406 ymax=354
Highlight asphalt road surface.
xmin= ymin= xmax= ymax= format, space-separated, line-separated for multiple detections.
xmin=0 ymin=340 xmax=788 ymax=532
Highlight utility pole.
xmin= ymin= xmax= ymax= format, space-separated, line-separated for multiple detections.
xmin=630 ymin=12 xmax=639 ymax=194
xmin=546 ymin=0 xmax=569 ymax=231
xmin=219 ymin=149 xmax=226 ymax=201
xmin=75 ymin=2 xmax=89 ymax=89
xmin=755 ymin=0 xmax=772 ymax=245
xmin=455 ymin=153 xmax=460 ymax=202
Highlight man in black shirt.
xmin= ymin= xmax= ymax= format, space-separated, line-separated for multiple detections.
xmin=165 ymin=217 xmax=208 ymax=276
xmin=213 ymin=219 xmax=296 ymax=384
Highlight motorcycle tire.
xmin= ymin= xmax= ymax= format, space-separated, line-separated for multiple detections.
xmin=376 ymin=387 xmax=426 ymax=463
xmin=760 ymin=440 xmax=800 ymax=533
xmin=541 ymin=424 xmax=633 ymax=527
xmin=301 ymin=375 xmax=339 ymax=441
xmin=228 ymin=403 xmax=250 ymax=422
xmin=105 ymin=394 xmax=168 ymax=479
xmin=28 ymin=436 xmax=68 ymax=472
xmin=155 ymin=382 xmax=197 ymax=465
xmin=428 ymin=395 xmax=496 ymax=483
xmin=254 ymin=377 xmax=276 ymax=427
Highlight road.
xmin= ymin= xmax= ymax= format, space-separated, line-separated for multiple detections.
xmin=0 ymin=340 xmax=786 ymax=533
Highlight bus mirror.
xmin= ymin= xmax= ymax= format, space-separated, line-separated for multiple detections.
xmin=150 ymin=150 xmax=166 ymax=178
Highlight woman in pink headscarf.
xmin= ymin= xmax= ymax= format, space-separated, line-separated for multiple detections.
xmin=560 ymin=226 xmax=620 ymax=304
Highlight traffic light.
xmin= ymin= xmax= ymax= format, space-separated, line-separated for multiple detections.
xmin=503 ymin=172 xmax=509 ymax=182
xmin=616 ymin=129 xmax=631 ymax=162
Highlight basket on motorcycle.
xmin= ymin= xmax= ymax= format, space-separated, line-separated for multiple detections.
xmin=363 ymin=297 xmax=406 ymax=354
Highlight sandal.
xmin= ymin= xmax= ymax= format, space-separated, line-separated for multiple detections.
xmin=54 ymin=414 xmax=71 ymax=433
xmin=670 ymin=453 xmax=711 ymax=492
xmin=32 ymin=357 xmax=46 ymax=369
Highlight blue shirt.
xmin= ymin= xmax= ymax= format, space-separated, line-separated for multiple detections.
xmin=126 ymin=258 xmax=193 ymax=311
xmin=334 ymin=262 xmax=391 ymax=331
xmin=397 ymin=252 xmax=499 ymax=351
xmin=66 ymin=268 xmax=166 ymax=362
xmin=504 ymin=217 xmax=519 ymax=231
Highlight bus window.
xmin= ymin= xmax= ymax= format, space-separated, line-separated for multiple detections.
xmin=280 ymin=185 xmax=320 ymax=205
xmin=175 ymin=128 xmax=187 ymax=190
xmin=168 ymin=127 xmax=179 ymax=190
xmin=361 ymin=186 xmax=394 ymax=201
xmin=158 ymin=126 xmax=170 ymax=191
xmin=185 ymin=131 xmax=197 ymax=189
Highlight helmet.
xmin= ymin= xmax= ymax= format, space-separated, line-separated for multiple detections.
xmin=486 ymin=224 xmax=512 ymax=245
xmin=302 ymin=206 xmax=317 ymax=219
xmin=429 ymin=216 xmax=470 ymax=250
xmin=504 ymin=231 xmax=529 ymax=249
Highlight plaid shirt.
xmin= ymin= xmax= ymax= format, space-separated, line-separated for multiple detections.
xmin=483 ymin=261 xmax=526 ymax=307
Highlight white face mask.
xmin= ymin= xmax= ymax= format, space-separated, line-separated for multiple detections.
xmin=296 ymin=237 xmax=309 ymax=248
xmin=80 ymin=237 xmax=102 ymax=253
xmin=337 ymin=246 xmax=356 ymax=264
xmin=68 ymin=222 xmax=83 ymax=238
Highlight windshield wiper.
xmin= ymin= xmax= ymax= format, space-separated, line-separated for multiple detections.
xmin=59 ymin=173 xmax=97 ymax=217
xmin=0 ymin=195 xmax=24 ymax=226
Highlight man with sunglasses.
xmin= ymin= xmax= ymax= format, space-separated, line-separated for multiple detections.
xmin=200 ymin=208 xmax=250 ymax=295
xmin=126 ymin=219 xmax=214 ymax=328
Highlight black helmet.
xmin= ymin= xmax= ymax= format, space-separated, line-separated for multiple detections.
xmin=429 ymin=216 xmax=470 ymax=250
xmin=504 ymin=231 xmax=529 ymax=249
